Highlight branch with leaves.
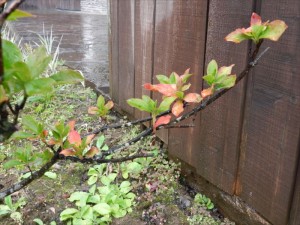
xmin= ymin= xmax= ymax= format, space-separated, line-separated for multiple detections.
xmin=0 ymin=12 xmax=287 ymax=200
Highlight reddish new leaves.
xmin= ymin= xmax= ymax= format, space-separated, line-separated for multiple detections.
xmin=225 ymin=12 xmax=287 ymax=43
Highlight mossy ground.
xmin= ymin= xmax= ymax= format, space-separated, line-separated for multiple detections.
xmin=0 ymin=84 xmax=234 ymax=225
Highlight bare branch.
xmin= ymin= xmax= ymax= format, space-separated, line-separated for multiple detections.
xmin=0 ymin=0 xmax=25 ymax=26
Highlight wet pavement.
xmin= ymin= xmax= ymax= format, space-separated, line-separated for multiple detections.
xmin=8 ymin=9 xmax=109 ymax=93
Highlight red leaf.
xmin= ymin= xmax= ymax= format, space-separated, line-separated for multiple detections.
xmin=68 ymin=130 xmax=81 ymax=146
xmin=68 ymin=120 xmax=76 ymax=131
xmin=60 ymin=149 xmax=76 ymax=156
xmin=184 ymin=93 xmax=202 ymax=103
xmin=105 ymin=100 xmax=114 ymax=110
xmin=144 ymin=83 xmax=177 ymax=97
xmin=251 ymin=12 xmax=262 ymax=26
xmin=201 ymin=87 xmax=214 ymax=98
xmin=48 ymin=138 xmax=59 ymax=145
xmin=85 ymin=146 xmax=99 ymax=158
xmin=88 ymin=106 xmax=99 ymax=115
xmin=85 ymin=134 xmax=95 ymax=145
xmin=172 ymin=100 xmax=184 ymax=117
xmin=143 ymin=83 xmax=157 ymax=91
xmin=154 ymin=115 xmax=172 ymax=130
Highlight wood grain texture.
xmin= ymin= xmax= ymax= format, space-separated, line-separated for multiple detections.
xmin=109 ymin=0 xmax=119 ymax=102
xmin=56 ymin=0 xmax=80 ymax=11
xmin=191 ymin=0 xmax=252 ymax=195
xmin=117 ymin=0 xmax=135 ymax=114
xmin=154 ymin=0 xmax=208 ymax=159
xmin=239 ymin=1 xmax=300 ymax=224
xmin=289 ymin=149 xmax=300 ymax=225
xmin=133 ymin=0 xmax=155 ymax=119
xmin=20 ymin=0 xmax=57 ymax=9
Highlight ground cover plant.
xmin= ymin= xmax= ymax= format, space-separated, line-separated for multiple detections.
xmin=0 ymin=0 xmax=287 ymax=224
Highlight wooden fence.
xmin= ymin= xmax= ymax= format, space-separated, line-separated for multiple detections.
xmin=109 ymin=1 xmax=300 ymax=224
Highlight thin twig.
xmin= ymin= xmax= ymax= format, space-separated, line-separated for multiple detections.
xmin=0 ymin=0 xmax=25 ymax=26
xmin=60 ymin=152 xmax=154 ymax=164
xmin=0 ymin=151 xmax=60 ymax=200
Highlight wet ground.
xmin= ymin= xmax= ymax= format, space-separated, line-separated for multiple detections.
xmin=9 ymin=9 xmax=109 ymax=93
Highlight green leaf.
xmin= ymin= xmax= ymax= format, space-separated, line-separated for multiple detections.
xmin=25 ymin=78 xmax=55 ymax=96
xmin=33 ymin=218 xmax=44 ymax=225
xmin=44 ymin=172 xmax=57 ymax=179
xmin=60 ymin=208 xmax=79 ymax=221
xmin=10 ymin=131 xmax=35 ymax=140
xmin=97 ymin=95 xmax=105 ymax=108
xmin=158 ymin=96 xmax=176 ymax=113
xmin=169 ymin=72 xmax=177 ymax=84
xmin=21 ymin=172 xmax=31 ymax=179
xmin=0 ymin=205 xmax=11 ymax=216
xmin=7 ymin=9 xmax=34 ymax=21
xmin=2 ymin=40 xmax=23 ymax=69
xmin=22 ymin=116 xmax=40 ymax=133
xmin=215 ymin=75 xmax=236 ymax=90
xmin=203 ymin=74 xmax=215 ymax=86
xmin=87 ymin=175 xmax=98 ymax=186
xmin=80 ymin=205 xmax=94 ymax=221
xmin=4 ymin=196 xmax=13 ymax=209
xmin=100 ymin=173 xmax=117 ymax=186
xmin=127 ymin=97 xmax=152 ymax=113
xmin=26 ymin=46 xmax=51 ymax=78
xmin=96 ymin=135 xmax=105 ymax=149
xmin=259 ymin=20 xmax=288 ymax=41
xmin=49 ymin=70 xmax=83 ymax=85
xmin=6 ymin=61 xmax=32 ymax=83
xmin=10 ymin=211 xmax=22 ymax=221
xmin=73 ymin=219 xmax=93 ymax=225
xmin=69 ymin=192 xmax=90 ymax=207
xmin=207 ymin=60 xmax=218 ymax=76
xmin=3 ymin=160 xmax=23 ymax=169
xmin=89 ymin=184 xmax=97 ymax=195
xmin=127 ymin=162 xmax=142 ymax=174
xmin=93 ymin=203 xmax=111 ymax=215
xmin=156 ymin=75 xmax=170 ymax=84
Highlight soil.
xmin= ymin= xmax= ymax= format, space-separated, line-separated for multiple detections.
xmin=0 ymin=85 xmax=234 ymax=225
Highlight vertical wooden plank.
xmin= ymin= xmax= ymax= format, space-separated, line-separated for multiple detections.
xmin=109 ymin=0 xmax=119 ymax=103
xmin=289 ymin=148 xmax=300 ymax=225
xmin=154 ymin=0 xmax=208 ymax=155
xmin=134 ymin=0 xmax=155 ymax=119
xmin=181 ymin=0 xmax=252 ymax=195
xmin=239 ymin=1 xmax=300 ymax=224
xmin=118 ymin=0 xmax=135 ymax=114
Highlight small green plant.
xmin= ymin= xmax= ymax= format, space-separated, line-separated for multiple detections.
xmin=33 ymin=218 xmax=57 ymax=225
xmin=0 ymin=195 xmax=26 ymax=224
xmin=187 ymin=214 xmax=219 ymax=225
xmin=88 ymin=95 xmax=114 ymax=118
xmin=60 ymin=174 xmax=135 ymax=224
xmin=194 ymin=193 xmax=214 ymax=210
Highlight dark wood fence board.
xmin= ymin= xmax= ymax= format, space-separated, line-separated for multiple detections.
xmin=117 ymin=0 xmax=135 ymax=114
xmin=109 ymin=0 xmax=119 ymax=102
xmin=289 ymin=148 xmax=300 ymax=225
xmin=191 ymin=0 xmax=253 ymax=195
xmin=154 ymin=0 xmax=208 ymax=153
xmin=109 ymin=1 xmax=300 ymax=223
xmin=239 ymin=1 xmax=300 ymax=224
xmin=133 ymin=0 xmax=155 ymax=119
